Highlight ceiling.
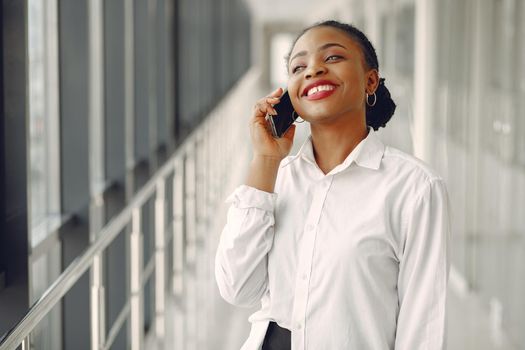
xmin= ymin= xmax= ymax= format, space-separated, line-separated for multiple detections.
xmin=243 ymin=0 xmax=353 ymax=23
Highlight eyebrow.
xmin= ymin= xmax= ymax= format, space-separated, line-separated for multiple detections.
xmin=290 ymin=42 xmax=348 ymax=63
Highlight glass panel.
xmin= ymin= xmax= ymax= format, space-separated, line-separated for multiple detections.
xmin=28 ymin=0 xmax=61 ymax=247
xmin=517 ymin=0 xmax=525 ymax=167
xmin=104 ymin=0 xmax=126 ymax=183
xmin=444 ymin=0 xmax=470 ymax=145
xmin=134 ymin=0 xmax=150 ymax=162
xmin=28 ymin=0 xmax=48 ymax=233
xmin=394 ymin=6 xmax=414 ymax=78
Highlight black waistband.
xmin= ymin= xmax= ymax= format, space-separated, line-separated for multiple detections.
xmin=262 ymin=321 xmax=291 ymax=350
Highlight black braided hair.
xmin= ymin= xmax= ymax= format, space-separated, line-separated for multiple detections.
xmin=286 ymin=20 xmax=396 ymax=131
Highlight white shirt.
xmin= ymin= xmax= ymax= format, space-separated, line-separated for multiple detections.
xmin=215 ymin=127 xmax=451 ymax=350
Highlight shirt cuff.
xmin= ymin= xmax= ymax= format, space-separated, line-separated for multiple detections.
xmin=225 ymin=185 xmax=277 ymax=212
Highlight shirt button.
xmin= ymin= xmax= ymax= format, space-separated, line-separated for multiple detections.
xmin=297 ymin=323 xmax=303 ymax=330
xmin=302 ymin=274 xmax=308 ymax=280
xmin=306 ymin=224 xmax=314 ymax=231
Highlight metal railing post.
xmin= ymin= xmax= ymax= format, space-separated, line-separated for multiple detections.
xmin=185 ymin=150 xmax=197 ymax=265
xmin=196 ymin=133 xmax=207 ymax=237
xmin=130 ymin=208 xmax=144 ymax=350
xmin=90 ymin=193 xmax=106 ymax=350
xmin=21 ymin=336 xmax=30 ymax=350
xmin=90 ymin=253 xmax=106 ymax=350
xmin=172 ymin=156 xmax=185 ymax=295
xmin=154 ymin=180 xmax=166 ymax=346
xmin=88 ymin=0 xmax=106 ymax=345
xmin=195 ymin=133 xmax=209 ymax=349
xmin=219 ymin=112 xmax=228 ymax=195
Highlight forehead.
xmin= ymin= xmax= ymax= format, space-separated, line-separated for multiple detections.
xmin=291 ymin=26 xmax=363 ymax=56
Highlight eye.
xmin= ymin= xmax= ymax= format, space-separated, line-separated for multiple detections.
xmin=326 ymin=55 xmax=343 ymax=62
xmin=292 ymin=65 xmax=305 ymax=74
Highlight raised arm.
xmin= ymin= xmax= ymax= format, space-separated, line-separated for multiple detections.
xmin=245 ymin=87 xmax=296 ymax=192
xmin=215 ymin=88 xmax=296 ymax=307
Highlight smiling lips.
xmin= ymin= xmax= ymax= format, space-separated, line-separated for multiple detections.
xmin=302 ymin=80 xmax=338 ymax=101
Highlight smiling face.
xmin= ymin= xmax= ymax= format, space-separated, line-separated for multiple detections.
xmin=287 ymin=26 xmax=378 ymax=126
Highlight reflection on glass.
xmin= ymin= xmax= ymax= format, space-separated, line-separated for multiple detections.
xmin=28 ymin=0 xmax=48 ymax=239
xmin=28 ymin=0 xmax=61 ymax=248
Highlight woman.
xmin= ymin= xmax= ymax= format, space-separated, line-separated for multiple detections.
xmin=215 ymin=20 xmax=450 ymax=350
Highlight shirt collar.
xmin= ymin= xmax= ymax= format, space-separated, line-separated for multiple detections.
xmin=281 ymin=127 xmax=385 ymax=172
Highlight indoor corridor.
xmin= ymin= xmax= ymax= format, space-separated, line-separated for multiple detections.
xmin=1 ymin=0 xmax=524 ymax=349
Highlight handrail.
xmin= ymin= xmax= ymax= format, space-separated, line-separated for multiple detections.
xmin=0 ymin=121 xmax=208 ymax=350
xmin=0 ymin=67 xmax=259 ymax=350
xmin=0 ymin=133 xmax=201 ymax=350
xmin=1 ymin=122 xmax=195 ymax=350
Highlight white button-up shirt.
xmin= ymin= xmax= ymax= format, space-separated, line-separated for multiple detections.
xmin=215 ymin=127 xmax=451 ymax=349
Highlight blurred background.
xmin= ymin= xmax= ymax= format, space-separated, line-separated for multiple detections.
xmin=1 ymin=0 xmax=524 ymax=349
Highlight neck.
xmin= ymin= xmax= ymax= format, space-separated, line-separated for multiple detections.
xmin=310 ymin=116 xmax=368 ymax=174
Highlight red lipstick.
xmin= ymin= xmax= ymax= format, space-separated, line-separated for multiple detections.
xmin=302 ymin=80 xmax=338 ymax=100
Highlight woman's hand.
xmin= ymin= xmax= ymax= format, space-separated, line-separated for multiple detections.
xmin=245 ymin=87 xmax=296 ymax=193
xmin=250 ymin=87 xmax=296 ymax=161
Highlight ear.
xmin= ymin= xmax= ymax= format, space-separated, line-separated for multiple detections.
xmin=365 ymin=69 xmax=379 ymax=94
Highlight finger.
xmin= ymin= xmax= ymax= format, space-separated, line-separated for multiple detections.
xmin=254 ymin=101 xmax=277 ymax=117
xmin=266 ymin=97 xmax=280 ymax=104
xmin=267 ymin=87 xmax=284 ymax=98
xmin=259 ymin=96 xmax=280 ymax=107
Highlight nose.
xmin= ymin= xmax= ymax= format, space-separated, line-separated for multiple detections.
xmin=305 ymin=64 xmax=327 ymax=79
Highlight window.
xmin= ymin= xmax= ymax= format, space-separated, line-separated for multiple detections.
xmin=28 ymin=0 xmax=61 ymax=247
xmin=394 ymin=6 xmax=414 ymax=78
xmin=435 ymin=0 xmax=471 ymax=144
xmin=514 ymin=0 xmax=525 ymax=167
xmin=481 ymin=0 xmax=517 ymax=161
xmin=270 ymin=33 xmax=295 ymax=89
xmin=26 ymin=1 xmax=63 ymax=348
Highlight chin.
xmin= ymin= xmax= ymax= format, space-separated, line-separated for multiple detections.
xmin=300 ymin=114 xmax=335 ymax=126
xmin=298 ymin=107 xmax=337 ymax=121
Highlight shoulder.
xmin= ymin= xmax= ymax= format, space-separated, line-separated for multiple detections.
xmin=382 ymin=145 xmax=444 ymax=185
xmin=378 ymin=145 xmax=449 ymax=211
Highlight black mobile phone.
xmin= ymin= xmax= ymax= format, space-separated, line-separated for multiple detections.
xmin=266 ymin=90 xmax=298 ymax=138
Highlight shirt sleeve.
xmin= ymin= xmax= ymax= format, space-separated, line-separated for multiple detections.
xmin=215 ymin=185 xmax=277 ymax=308
xmin=395 ymin=179 xmax=451 ymax=349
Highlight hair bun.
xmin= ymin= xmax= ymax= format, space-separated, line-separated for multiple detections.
xmin=366 ymin=78 xmax=396 ymax=131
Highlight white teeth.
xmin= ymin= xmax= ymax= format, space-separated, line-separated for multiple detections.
xmin=307 ymin=84 xmax=335 ymax=96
